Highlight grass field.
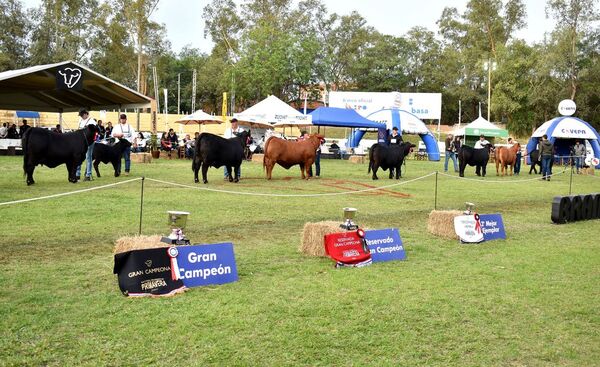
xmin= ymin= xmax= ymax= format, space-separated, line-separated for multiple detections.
xmin=0 ymin=154 xmax=598 ymax=366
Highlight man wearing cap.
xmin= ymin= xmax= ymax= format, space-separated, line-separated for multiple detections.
xmin=76 ymin=109 xmax=97 ymax=181
xmin=223 ymin=118 xmax=243 ymax=179
xmin=111 ymin=113 xmax=136 ymax=176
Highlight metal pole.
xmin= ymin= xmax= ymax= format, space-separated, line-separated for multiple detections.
xmin=458 ymin=100 xmax=462 ymax=128
xmin=191 ymin=69 xmax=197 ymax=112
xmin=434 ymin=171 xmax=438 ymax=210
xmin=569 ymin=163 xmax=573 ymax=195
xmin=139 ymin=177 xmax=145 ymax=235
xmin=487 ymin=59 xmax=492 ymax=122
xmin=177 ymin=73 xmax=181 ymax=115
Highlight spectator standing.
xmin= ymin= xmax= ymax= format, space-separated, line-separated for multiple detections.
xmin=474 ymin=135 xmax=490 ymax=149
xmin=111 ymin=113 xmax=136 ymax=175
xmin=19 ymin=119 xmax=31 ymax=137
xmin=444 ymin=133 xmax=458 ymax=172
xmin=224 ymin=118 xmax=244 ymax=179
xmin=539 ymin=134 xmax=554 ymax=181
xmin=508 ymin=138 xmax=522 ymax=175
xmin=0 ymin=123 xmax=7 ymax=138
xmin=75 ymin=109 xmax=97 ymax=181
xmin=97 ymin=120 xmax=106 ymax=141
xmin=53 ymin=124 xmax=62 ymax=133
xmin=7 ymin=124 xmax=18 ymax=139
xmin=573 ymin=140 xmax=586 ymax=174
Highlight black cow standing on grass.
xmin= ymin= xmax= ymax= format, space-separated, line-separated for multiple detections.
xmin=458 ymin=144 xmax=493 ymax=177
xmin=22 ymin=125 xmax=98 ymax=185
xmin=527 ymin=150 xmax=543 ymax=174
xmin=93 ymin=139 xmax=132 ymax=178
xmin=368 ymin=142 xmax=416 ymax=180
xmin=192 ymin=131 xmax=251 ymax=184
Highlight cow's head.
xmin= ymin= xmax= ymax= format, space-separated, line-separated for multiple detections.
xmin=83 ymin=124 xmax=99 ymax=145
xmin=308 ymin=134 xmax=325 ymax=149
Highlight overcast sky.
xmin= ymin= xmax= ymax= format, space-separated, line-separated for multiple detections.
xmin=22 ymin=0 xmax=555 ymax=53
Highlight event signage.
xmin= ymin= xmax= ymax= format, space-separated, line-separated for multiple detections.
xmin=169 ymin=243 xmax=238 ymax=287
xmin=56 ymin=66 xmax=84 ymax=90
xmin=363 ymin=228 xmax=406 ymax=262
xmin=329 ymin=91 xmax=442 ymax=120
xmin=558 ymin=99 xmax=576 ymax=116
xmin=551 ymin=193 xmax=600 ymax=224
xmin=324 ymin=231 xmax=372 ymax=267
xmin=113 ymin=247 xmax=185 ymax=297
xmin=454 ymin=214 xmax=484 ymax=243
xmin=478 ymin=214 xmax=506 ymax=241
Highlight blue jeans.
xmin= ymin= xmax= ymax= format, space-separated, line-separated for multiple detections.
xmin=315 ymin=151 xmax=321 ymax=176
xmin=541 ymin=156 xmax=552 ymax=178
xmin=444 ymin=151 xmax=458 ymax=172
xmin=123 ymin=146 xmax=131 ymax=172
xmin=574 ymin=156 xmax=583 ymax=171
xmin=514 ymin=153 xmax=522 ymax=174
xmin=224 ymin=166 xmax=241 ymax=178
xmin=76 ymin=142 xmax=95 ymax=178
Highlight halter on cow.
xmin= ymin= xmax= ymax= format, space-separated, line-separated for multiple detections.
xmin=263 ymin=134 xmax=323 ymax=180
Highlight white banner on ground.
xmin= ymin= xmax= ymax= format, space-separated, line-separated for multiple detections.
xmin=329 ymin=91 xmax=442 ymax=120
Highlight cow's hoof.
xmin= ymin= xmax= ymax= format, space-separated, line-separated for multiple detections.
xmin=26 ymin=180 xmax=34 ymax=186
xmin=203 ymin=180 xmax=208 ymax=184
xmin=372 ymin=177 xmax=378 ymax=180
xmin=194 ymin=178 xmax=199 ymax=183
xmin=234 ymin=178 xmax=239 ymax=183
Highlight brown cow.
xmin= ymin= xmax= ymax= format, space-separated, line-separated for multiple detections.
xmin=495 ymin=143 xmax=521 ymax=176
xmin=263 ymin=134 xmax=323 ymax=179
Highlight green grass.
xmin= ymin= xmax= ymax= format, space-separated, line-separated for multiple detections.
xmin=0 ymin=155 xmax=598 ymax=366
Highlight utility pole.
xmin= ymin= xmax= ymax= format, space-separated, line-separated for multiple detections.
xmin=191 ymin=69 xmax=197 ymax=112
xmin=177 ymin=73 xmax=181 ymax=115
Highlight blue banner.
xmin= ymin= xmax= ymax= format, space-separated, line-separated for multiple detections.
xmin=174 ymin=243 xmax=238 ymax=287
xmin=479 ymin=214 xmax=506 ymax=241
xmin=364 ymin=228 xmax=406 ymax=262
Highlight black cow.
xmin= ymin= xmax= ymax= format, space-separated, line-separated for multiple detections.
xmin=458 ymin=144 xmax=493 ymax=177
xmin=528 ymin=150 xmax=542 ymax=174
xmin=22 ymin=125 xmax=98 ymax=185
xmin=192 ymin=131 xmax=251 ymax=184
xmin=368 ymin=142 xmax=416 ymax=180
xmin=93 ymin=139 xmax=132 ymax=178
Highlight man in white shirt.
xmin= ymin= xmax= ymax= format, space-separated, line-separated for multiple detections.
xmin=223 ymin=118 xmax=244 ymax=179
xmin=474 ymin=134 xmax=490 ymax=149
xmin=76 ymin=109 xmax=97 ymax=181
xmin=111 ymin=113 xmax=136 ymax=176
xmin=0 ymin=123 xmax=7 ymax=138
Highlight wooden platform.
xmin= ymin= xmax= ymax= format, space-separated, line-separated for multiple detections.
xmin=349 ymin=155 xmax=365 ymax=164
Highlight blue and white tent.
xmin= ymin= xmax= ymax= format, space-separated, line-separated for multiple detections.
xmin=527 ymin=116 xmax=600 ymax=168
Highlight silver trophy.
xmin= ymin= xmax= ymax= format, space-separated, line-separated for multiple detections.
xmin=166 ymin=210 xmax=190 ymax=245
xmin=464 ymin=202 xmax=476 ymax=215
xmin=340 ymin=207 xmax=358 ymax=230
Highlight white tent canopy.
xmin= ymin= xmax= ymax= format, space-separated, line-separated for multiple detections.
xmin=452 ymin=114 xmax=508 ymax=138
xmin=532 ymin=117 xmax=598 ymax=139
xmin=175 ymin=109 xmax=222 ymax=125
xmin=234 ymin=95 xmax=312 ymax=127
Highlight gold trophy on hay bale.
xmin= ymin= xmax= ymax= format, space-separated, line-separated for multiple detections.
xmin=464 ymin=202 xmax=476 ymax=215
xmin=340 ymin=207 xmax=359 ymax=230
xmin=162 ymin=211 xmax=191 ymax=245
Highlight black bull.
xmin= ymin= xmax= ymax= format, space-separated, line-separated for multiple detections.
xmin=22 ymin=125 xmax=98 ymax=185
xmin=368 ymin=142 xmax=416 ymax=180
xmin=458 ymin=144 xmax=493 ymax=177
xmin=192 ymin=131 xmax=250 ymax=184
xmin=93 ymin=139 xmax=132 ymax=178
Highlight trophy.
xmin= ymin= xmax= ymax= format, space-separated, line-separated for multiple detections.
xmin=165 ymin=210 xmax=191 ymax=245
xmin=464 ymin=202 xmax=476 ymax=215
xmin=340 ymin=207 xmax=358 ymax=230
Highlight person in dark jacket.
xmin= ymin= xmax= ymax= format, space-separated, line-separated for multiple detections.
xmin=387 ymin=127 xmax=403 ymax=145
xmin=539 ymin=134 xmax=554 ymax=181
xmin=19 ymin=119 xmax=31 ymax=137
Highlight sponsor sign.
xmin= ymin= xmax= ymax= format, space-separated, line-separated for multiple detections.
xmin=454 ymin=214 xmax=484 ymax=243
xmin=113 ymin=247 xmax=185 ymax=297
xmin=478 ymin=214 xmax=506 ymax=241
xmin=558 ymin=99 xmax=576 ymax=116
xmin=170 ymin=243 xmax=238 ymax=287
xmin=329 ymin=91 xmax=442 ymax=120
xmin=324 ymin=231 xmax=372 ymax=267
xmin=465 ymin=127 xmax=509 ymax=138
xmin=56 ymin=66 xmax=84 ymax=90
xmin=551 ymin=193 xmax=600 ymax=224
xmin=364 ymin=228 xmax=406 ymax=262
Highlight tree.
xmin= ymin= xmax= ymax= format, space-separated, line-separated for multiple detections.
xmin=0 ymin=0 xmax=30 ymax=71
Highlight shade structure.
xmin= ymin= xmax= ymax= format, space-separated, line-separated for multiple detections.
xmin=452 ymin=114 xmax=508 ymax=138
xmin=235 ymin=120 xmax=274 ymax=129
xmin=531 ymin=116 xmax=598 ymax=140
xmin=175 ymin=110 xmax=223 ymax=125
xmin=0 ymin=60 xmax=152 ymax=112
xmin=309 ymin=107 xmax=383 ymax=129
xmin=234 ymin=95 xmax=312 ymax=126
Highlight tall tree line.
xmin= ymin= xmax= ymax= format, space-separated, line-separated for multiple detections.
xmin=0 ymin=0 xmax=598 ymax=131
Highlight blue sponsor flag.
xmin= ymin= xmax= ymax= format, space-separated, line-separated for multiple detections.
xmin=174 ymin=243 xmax=238 ymax=287
xmin=364 ymin=228 xmax=406 ymax=262
xmin=479 ymin=214 xmax=506 ymax=241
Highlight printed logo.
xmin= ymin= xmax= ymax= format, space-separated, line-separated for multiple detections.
xmin=58 ymin=68 xmax=82 ymax=89
xmin=145 ymin=260 xmax=152 ymax=267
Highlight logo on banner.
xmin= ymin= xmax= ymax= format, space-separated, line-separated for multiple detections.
xmin=558 ymin=99 xmax=576 ymax=116
xmin=169 ymin=243 xmax=238 ymax=287
xmin=478 ymin=214 xmax=506 ymax=241
xmin=454 ymin=214 xmax=484 ymax=243
xmin=364 ymin=228 xmax=406 ymax=262
xmin=56 ymin=67 xmax=83 ymax=90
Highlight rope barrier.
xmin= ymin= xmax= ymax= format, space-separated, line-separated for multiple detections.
xmin=438 ymin=168 xmax=569 ymax=183
xmin=145 ymin=173 xmax=436 ymax=197
xmin=0 ymin=177 xmax=142 ymax=207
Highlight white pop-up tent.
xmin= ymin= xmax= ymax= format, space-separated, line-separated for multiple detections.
xmin=453 ymin=111 xmax=508 ymax=147
xmin=234 ymin=95 xmax=312 ymax=127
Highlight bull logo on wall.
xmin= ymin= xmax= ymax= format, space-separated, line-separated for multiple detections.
xmin=56 ymin=67 xmax=83 ymax=90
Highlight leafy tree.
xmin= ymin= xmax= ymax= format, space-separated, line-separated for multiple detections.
xmin=0 ymin=0 xmax=30 ymax=71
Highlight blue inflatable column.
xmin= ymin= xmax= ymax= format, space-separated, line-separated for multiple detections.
xmin=347 ymin=130 xmax=366 ymax=148
xmin=591 ymin=139 xmax=600 ymax=168
xmin=420 ymin=133 xmax=440 ymax=161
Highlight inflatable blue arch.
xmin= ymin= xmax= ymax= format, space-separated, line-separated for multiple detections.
xmin=347 ymin=108 xmax=440 ymax=161
xmin=526 ymin=116 xmax=600 ymax=168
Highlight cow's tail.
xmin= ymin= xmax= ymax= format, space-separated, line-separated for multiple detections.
xmin=262 ymin=137 xmax=273 ymax=171
xmin=192 ymin=135 xmax=201 ymax=172
xmin=367 ymin=145 xmax=374 ymax=174
xmin=22 ymin=129 xmax=30 ymax=177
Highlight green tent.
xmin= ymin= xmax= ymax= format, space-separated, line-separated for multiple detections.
xmin=453 ymin=115 xmax=508 ymax=147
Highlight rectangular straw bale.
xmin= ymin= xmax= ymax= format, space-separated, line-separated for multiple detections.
xmin=427 ymin=210 xmax=462 ymax=239
xmin=251 ymin=154 xmax=264 ymax=163
xmin=114 ymin=235 xmax=166 ymax=254
xmin=300 ymin=221 xmax=342 ymax=257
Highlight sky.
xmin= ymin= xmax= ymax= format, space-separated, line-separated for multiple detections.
xmin=22 ymin=0 xmax=555 ymax=53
